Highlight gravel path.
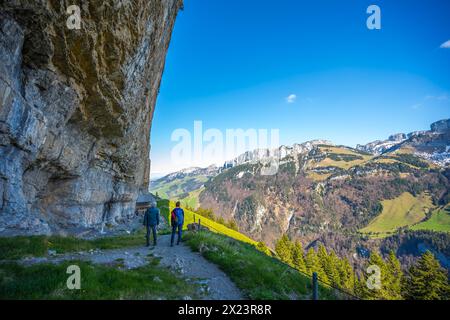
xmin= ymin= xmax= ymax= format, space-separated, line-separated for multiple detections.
xmin=19 ymin=234 xmax=243 ymax=300
xmin=151 ymin=234 xmax=243 ymax=300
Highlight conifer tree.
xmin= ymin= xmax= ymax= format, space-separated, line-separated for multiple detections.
xmin=275 ymin=234 xmax=294 ymax=266
xmin=292 ymin=241 xmax=307 ymax=273
xmin=337 ymin=257 xmax=355 ymax=293
xmin=360 ymin=252 xmax=389 ymax=300
xmin=385 ymin=251 xmax=403 ymax=300
xmin=317 ymin=244 xmax=328 ymax=266
xmin=404 ymin=251 xmax=449 ymax=300
xmin=305 ymin=247 xmax=329 ymax=283
xmin=316 ymin=244 xmax=338 ymax=285
xmin=323 ymin=249 xmax=341 ymax=287
xmin=354 ymin=272 xmax=369 ymax=298
xmin=359 ymin=251 xmax=407 ymax=300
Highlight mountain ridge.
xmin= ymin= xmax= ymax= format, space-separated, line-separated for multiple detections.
xmin=151 ymin=119 xmax=450 ymax=271
xmin=152 ymin=118 xmax=450 ymax=187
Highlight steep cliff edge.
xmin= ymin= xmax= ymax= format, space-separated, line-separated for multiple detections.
xmin=0 ymin=0 xmax=182 ymax=235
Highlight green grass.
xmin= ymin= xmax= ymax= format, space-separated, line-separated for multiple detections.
xmin=313 ymin=146 xmax=372 ymax=170
xmin=158 ymin=199 xmax=257 ymax=246
xmin=180 ymin=187 xmax=204 ymax=209
xmin=184 ymin=231 xmax=344 ymax=300
xmin=360 ymin=192 xmax=433 ymax=235
xmin=411 ymin=206 xmax=450 ymax=232
xmin=0 ymin=260 xmax=199 ymax=300
xmin=150 ymin=176 xmax=208 ymax=200
xmin=0 ymin=228 xmax=148 ymax=260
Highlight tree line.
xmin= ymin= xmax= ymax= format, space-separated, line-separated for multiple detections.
xmin=273 ymin=235 xmax=449 ymax=300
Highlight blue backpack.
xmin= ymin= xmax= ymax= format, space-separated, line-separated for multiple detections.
xmin=171 ymin=207 xmax=184 ymax=225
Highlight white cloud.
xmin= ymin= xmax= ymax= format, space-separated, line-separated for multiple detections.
xmin=286 ymin=94 xmax=297 ymax=103
xmin=412 ymin=93 xmax=449 ymax=109
xmin=440 ymin=40 xmax=450 ymax=49
xmin=425 ymin=94 xmax=449 ymax=101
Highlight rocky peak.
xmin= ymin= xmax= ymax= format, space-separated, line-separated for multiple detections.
xmin=356 ymin=119 xmax=450 ymax=166
xmin=162 ymin=166 xmax=221 ymax=182
xmin=223 ymin=140 xmax=333 ymax=168
xmin=431 ymin=119 xmax=450 ymax=133
xmin=388 ymin=133 xmax=407 ymax=142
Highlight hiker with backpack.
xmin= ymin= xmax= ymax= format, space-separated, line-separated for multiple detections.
xmin=143 ymin=200 xmax=160 ymax=247
xmin=170 ymin=201 xmax=185 ymax=246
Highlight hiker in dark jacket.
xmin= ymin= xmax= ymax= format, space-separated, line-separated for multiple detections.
xmin=170 ymin=201 xmax=185 ymax=247
xmin=143 ymin=200 xmax=160 ymax=246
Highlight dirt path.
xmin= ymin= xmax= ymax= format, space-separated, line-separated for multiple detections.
xmin=19 ymin=234 xmax=243 ymax=300
xmin=150 ymin=234 xmax=243 ymax=300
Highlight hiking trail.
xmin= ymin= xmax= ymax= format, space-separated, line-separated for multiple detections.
xmin=19 ymin=234 xmax=243 ymax=300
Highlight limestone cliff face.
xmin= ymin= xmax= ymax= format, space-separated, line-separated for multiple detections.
xmin=0 ymin=0 xmax=182 ymax=235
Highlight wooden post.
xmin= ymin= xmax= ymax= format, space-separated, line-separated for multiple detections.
xmin=312 ymin=272 xmax=319 ymax=300
xmin=194 ymin=214 xmax=196 ymax=224
xmin=198 ymin=219 xmax=201 ymax=228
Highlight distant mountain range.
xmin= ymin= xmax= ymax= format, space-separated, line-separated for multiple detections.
xmin=150 ymin=119 xmax=450 ymax=269
xmin=150 ymin=165 xmax=222 ymax=208
xmin=356 ymin=119 xmax=450 ymax=166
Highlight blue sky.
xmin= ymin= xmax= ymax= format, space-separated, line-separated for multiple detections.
xmin=150 ymin=0 xmax=450 ymax=175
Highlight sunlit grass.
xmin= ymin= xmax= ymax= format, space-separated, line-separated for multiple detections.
xmin=411 ymin=205 xmax=450 ymax=233
xmin=0 ymin=260 xmax=199 ymax=300
xmin=360 ymin=192 xmax=433 ymax=234
xmin=157 ymin=199 xmax=257 ymax=246
xmin=184 ymin=231 xmax=342 ymax=300
xmin=0 ymin=228 xmax=147 ymax=260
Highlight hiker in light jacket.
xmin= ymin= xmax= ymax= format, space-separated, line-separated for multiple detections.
xmin=170 ymin=201 xmax=185 ymax=247
xmin=143 ymin=200 xmax=160 ymax=246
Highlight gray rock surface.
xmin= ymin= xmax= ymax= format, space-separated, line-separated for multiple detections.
xmin=431 ymin=119 xmax=450 ymax=133
xmin=0 ymin=1 xmax=182 ymax=235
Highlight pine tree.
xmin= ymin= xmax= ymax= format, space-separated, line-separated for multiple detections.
xmin=354 ymin=272 xmax=368 ymax=298
xmin=305 ymin=247 xmax=328 ymax=283
xmin=324 ymin=249 xmax=341 ymax=287
xmin=385 ymin=251 xmax=403 ymax=300
xmin=336 ymin=257 xmax=355 ymax=293
xmin=317 ymin=244 xmax=328 ymax=266
xmin=292 ymin=241 xmax=307 ymax=273
xmin=360 ymin=252 xmax=389 ymax=300
xmin=316 ymin=244 xmax=338 ymax=285
xmin=359 ymin=251 xmax=408 ymax=300
xmin=275 ymin=235 xmax=294 ymax=266
xmin=404 ymin=251 xmax=449 ymax=300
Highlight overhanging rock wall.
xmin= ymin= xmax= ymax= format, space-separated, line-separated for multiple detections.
xmin=0 ymin=0 xmax=182 ymax=235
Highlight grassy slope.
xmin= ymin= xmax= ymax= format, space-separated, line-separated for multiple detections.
xmin=411 ymin=205 xmax=450 ymax=232
xmin=157 ymin=199 xmax=257 ymax=246
xmin=150 ymin=176 xmax=207 ymax=199
xmin=314 ymin=146 xmax=372 ymax=170
xmin=307 ymin=172 xmax=332 ymax=181
xmin=0 ymin=259 xmax=199 ymax=300
xmin=180 ymin=187 xmax=204 ymax=209
xmin=0 ymin=228 xmax=150 ymax=260
xmin=184 ymin=231 xmax=344 ymax=300
xmin=360 ymin=192 xmax=433 ymax=235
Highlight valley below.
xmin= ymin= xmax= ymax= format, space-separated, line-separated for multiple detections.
xmin=151 ymin=119 xmax=450 ymax=271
